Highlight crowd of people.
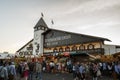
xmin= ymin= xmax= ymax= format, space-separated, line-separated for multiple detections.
xmin=72 ymin=61 xmax=120 ymax=80
xmin=0 ymin=59 xmax=120 ymax=80
xmin=0 ymin=60 xmax=16 ymax=80
xmin=0 ymin=60 xmax=43 ymax=80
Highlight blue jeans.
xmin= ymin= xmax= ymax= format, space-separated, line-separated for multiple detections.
xmin=28 ymin=71 xmax=33 ymax=80
xmin=36 ymin=72 xmax=42 ymax=80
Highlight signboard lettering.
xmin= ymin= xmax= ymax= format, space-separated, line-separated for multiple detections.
xmin=45 ymin=35 xmax=71 ymax=42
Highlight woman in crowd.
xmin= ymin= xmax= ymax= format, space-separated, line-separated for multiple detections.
xmin=23 ymin=62 xmax=29 ymax=80
xmin=91 ymin=63 xmax=99 ymax=80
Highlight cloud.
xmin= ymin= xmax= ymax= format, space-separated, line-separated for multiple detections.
xmin=62 ymin=0 xmax=120 ymax=15
xmin=79 ymin=21 xmax=120 ymax=30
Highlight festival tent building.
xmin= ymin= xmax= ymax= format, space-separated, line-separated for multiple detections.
xmin=16 ymin=17 xmax=120 ymax=62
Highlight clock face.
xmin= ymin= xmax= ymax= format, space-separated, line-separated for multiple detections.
xmin=35 ymin=34 xmax=39 ymax=40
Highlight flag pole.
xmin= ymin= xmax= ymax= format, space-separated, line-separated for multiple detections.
xmin=41 ymin=12 xmax=44 ymax=17
xmin=51 ymin=19 xmax=54 ymax=28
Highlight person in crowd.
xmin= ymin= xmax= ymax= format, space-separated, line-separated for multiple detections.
xmin=49 ymin=61 xmax=55 ymax=73
xmin=42 ymin=60 xmax=46 ymax=72
xmin=0 ymin=62 xmax=8 ymax=80
xmin=74 ymin=62 xmax=80 ymax=80
xmin=0 ymin=61 xmax=4 ymax=80
xmin=102 ymin=62 xmax=107 ymax=76
xmin=114 ymin=62 xmax=118 ymax=80
xmin=92 ymin=62 xmax=99 ymax=80
xmin=99 ymin=62 xmax=103 ymax=74
xmin=4 ymin=62 xmax=9 ymax=80
xmin=35 ymin=61 xmax=42 ymax=80
xmin=72 ymin=62 xmax=76 ymax=80
xmin=23 ymin=62 xmax=29 ymax=80
xmin=28 ymin=60 xmax=35 ymax=80
xmin=61 ymin=62 xmax=65 ymax=73
xmin=84 ymin=63 xmax=90 ymax=80
xmin=17 ymin=61 xmax=24 ymax=80
xmin=79 ymin=63 xmax=86 ymax=80
xmin=67 ymin=59 xmax=72 ymax=73
xmin=8 ymin=62 xmax=16 ymax=80
xmin=107 ymin=62 xmax=113 ymax=77
xmin=57 ymin=62 xmax=62 ymax=72
xmin=115 ymin=61 xmax=120 ymax=80
xmin=46 ymin=62 xmax=50 ymax=73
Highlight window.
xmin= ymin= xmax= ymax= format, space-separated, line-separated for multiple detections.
xmin=79 ymin=44 xmax=85 ymax=50
xmin=38 ymin=27 xmax=40 ymax=30
xmin=41 ymin=27 xmax=45 ymax=30
xmin=65 ymin=46 xmax=70 ymax=52
xmin=59 ymin=47 xmax=63 ymax=52
xmin=72 ymin=45 xmax=77 ymax=51
xmin=53 ymin=48 xmax=58 ymax=52
xmin=45 ymin=28 xmax=48 ymax=31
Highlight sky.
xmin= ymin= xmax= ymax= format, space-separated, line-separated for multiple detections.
xmin=0 ymin=0 xmax=120 ymax=53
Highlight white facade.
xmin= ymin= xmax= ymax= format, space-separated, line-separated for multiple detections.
xmin=33 ymin=29 xmax=44 ymax=55
xmin=33 ymin=17 xmax=48 ymax=56
xmin=102 ymin=44 xmax=120 ymax=55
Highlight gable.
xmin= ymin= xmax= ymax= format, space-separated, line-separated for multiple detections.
xmin=44 ymin=29 xmax=109 ymax=48
xmin=34 ymin=17 xmax=48 ymax=28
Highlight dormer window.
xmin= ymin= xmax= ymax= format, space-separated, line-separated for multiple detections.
xmin=45 ymin=28 xmax=48 ymax=31
xmin=41 ymin=27 xmax=45 ymax=30
xmin=38 ymin=27 xmax=40 ymax=30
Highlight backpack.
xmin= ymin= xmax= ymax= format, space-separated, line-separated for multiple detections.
xmin=8 ymin=67 xmax=13 ymax=75
xmin=0 ymin=67 xmax=5 ymax=78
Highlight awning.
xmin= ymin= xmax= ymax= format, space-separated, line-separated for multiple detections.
xmin=69 ymin=51 xmax=76 ymax=55
xmin=70 ymin=51 xmax=86 ymax=56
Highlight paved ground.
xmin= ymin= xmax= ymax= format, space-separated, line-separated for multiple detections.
xmin=42 ymin=72 xmax=73 ymax=80
xmin=42 ymin=72 xmax=114 ymax=80
xmin=16 ymin=72 xmax=115 ymax=80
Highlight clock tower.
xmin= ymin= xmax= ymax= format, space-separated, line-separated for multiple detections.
xmin=33 ymin=17 xmax=48 ymax=56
